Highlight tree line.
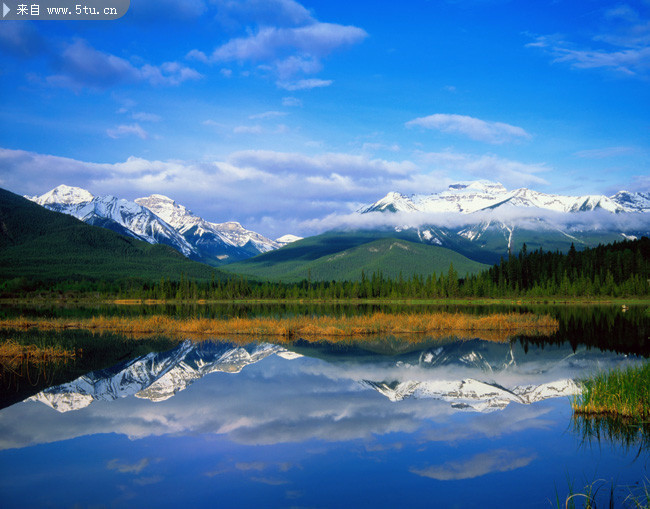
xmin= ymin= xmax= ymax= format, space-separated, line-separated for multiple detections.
xmin=2 ymin=237 xmax=648 ymax=299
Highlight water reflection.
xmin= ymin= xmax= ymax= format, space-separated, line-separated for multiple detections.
xmin=0 ymin=337 xmax=636 ymax=447
xmin=0 ymin=334 xmax=646 ymax=509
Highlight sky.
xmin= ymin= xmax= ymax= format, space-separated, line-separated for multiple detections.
xmin=0 ymin=0 xmax=649 ymax=238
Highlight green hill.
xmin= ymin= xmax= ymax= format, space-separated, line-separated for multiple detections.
xmin=0 ymin=187 xmax=221 ymax=282
xmin=223 ymin=233 xmax=489 ymax=282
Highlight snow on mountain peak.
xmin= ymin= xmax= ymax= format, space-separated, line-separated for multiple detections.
xmin=32 ymin=184 xmax=94 ymax=206
xmin=276 ymin=234 xmax=303 ymax=246
xmin=136 ymin=194 xmax=281 ymax=253
xmin=361 ymin=180 xmax=648 ymax=216
xmin=135 ymin=194 xmax=194 ymax=228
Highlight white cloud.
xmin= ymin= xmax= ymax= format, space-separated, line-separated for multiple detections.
xmin=187 ymin=2 xmax=367 ymax=86
xmin=132 ymin=112 xmax=162 ymax=122
xmin=277 ymin=78 xmax=333 ymax=90
xmin=274 ymin=55 xmax=322 ymax=79
xmin=210 ymin=23 xmax=367 ymax=62
xmin=6 ymin=147 xmax=643 ymax=239
xmin=48 ymin=39 xmax=202 ymax=90
xmin=417 ymin=151 xmax=548 ymax=188
xmin=406 ymin=113 xmax=531 ymax=144
xmin=282 ymin=96 xmax=303 ymax=107
xmin=106 ymin=124 xmax=148 ymax=140
xmin=527 ymin=6 xmax=650 ymax=77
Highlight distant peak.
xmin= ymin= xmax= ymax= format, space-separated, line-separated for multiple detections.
xmin=34 ymin=184 xmax=94 ymax=205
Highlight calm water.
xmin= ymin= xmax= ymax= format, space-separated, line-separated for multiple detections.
xmin=0 ymin=305 xmax=648 ymax=508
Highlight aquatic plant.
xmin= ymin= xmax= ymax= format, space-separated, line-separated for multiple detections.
xmin=573 ymin=362 xmax=650 ymax=420
xmin=553 ymin=477 xmax=650 ymax=509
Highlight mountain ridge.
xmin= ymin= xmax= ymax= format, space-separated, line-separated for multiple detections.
xmin=0 ymin=187 xmax=222 ymax=281
xmin=28 ymin=185 xmax=299 ymax=266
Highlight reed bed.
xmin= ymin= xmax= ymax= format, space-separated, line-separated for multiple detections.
xmin=0 ymin=339 xmax=75 ymax=368
xmin=573 ymin=362 xmax=650 ymax=420
xmin=0 ymin=312 xmax=558 ymax=343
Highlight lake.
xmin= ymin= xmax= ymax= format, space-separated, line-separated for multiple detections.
xmin=0 ymin=304 xmax=648 ymax=508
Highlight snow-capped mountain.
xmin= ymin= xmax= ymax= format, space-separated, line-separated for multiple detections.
xmin=29 ymin=340 xmax=302 ymax=412
xmin=28 ymin=185 xmax=299 ymax=264
xmin=358 ymin=180 xmax=649 ymax=258
xmin=360 ymin=180 xmax=649 ymax=215
xmin=135 ymin=194 xmax=281 ymax=262
xmin=29 ymin=185 xmax=195 ymax=257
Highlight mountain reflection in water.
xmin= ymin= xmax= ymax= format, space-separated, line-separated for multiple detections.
xmin=0 ymin=335 xmax=646 ymax=509
xmin=24 ymin=337 xmax=632 ymax=414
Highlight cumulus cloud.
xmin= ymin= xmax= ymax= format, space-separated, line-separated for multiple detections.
xmin=406 ymin=114 xmax=531 ymax=144
xmin=410 ymin=449 xmax=536 ymax=480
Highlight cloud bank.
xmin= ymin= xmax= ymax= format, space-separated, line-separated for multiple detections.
xmin=1 ymin=147 xmax=647 ymax=238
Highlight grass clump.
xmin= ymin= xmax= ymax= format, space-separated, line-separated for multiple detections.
xmin=573 ymin=362 xmax=650 ymax=420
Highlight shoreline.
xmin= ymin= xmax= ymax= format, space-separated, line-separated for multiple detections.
xmin=1 ymin=296 xmax=648 ymax=306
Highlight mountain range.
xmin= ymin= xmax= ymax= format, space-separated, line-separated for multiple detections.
xmin=15 ymin=180 xmax=650 ymax=281
xmin=360 ymin=180 xmax=650 ymax=215
xmin=358 ymin=180 xmax=650 ymax=258
xmin=28 ymin=185 xmax=301 ymax=266
xmin=0 ymin=187 xmax=220 ymax=282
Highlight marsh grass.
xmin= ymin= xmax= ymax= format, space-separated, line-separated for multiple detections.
xmin=0 ymin=312 xmax=559 ymax=342
xmin=573 ymin=363 xmax=650 ymax=420
xmin=0 ymin=339 xmax=74 ymax=368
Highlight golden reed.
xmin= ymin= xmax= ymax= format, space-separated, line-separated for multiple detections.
xmin=0 ymin=339 xmax=75 ymax=369
xmin=0 ymin=312 xmax=558 ymax=343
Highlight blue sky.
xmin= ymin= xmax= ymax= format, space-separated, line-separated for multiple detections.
xmin=0 ymin=0 xmax=649 ymax=237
